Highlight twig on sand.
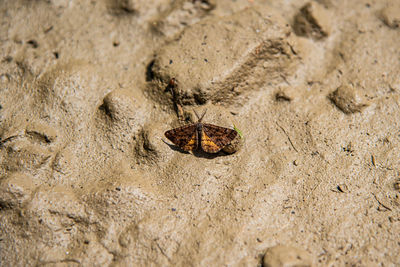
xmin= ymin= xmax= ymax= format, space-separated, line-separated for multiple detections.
xmin=276 ymin=122 xmax=298 ymax=152
xmin=373 ymin=193 xmax=392 ymax=211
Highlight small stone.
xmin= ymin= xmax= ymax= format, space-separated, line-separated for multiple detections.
xmin=108 ymin=0 xmax=136 ymax=15
xmin=293 ymin=2 xmax=331 ymax=40
xmin=394 ymin=180 xmax=400 ymax=191
xmin=27 ymin=39 xmax=39 ymax=48
xmin=337 ymin=183 xmax=348 ymax=193
xmin=275 ymin=91 xmax=292 ymax=102
xmin=380 ymin=4 xmax=400 ymax=29
xmin=329 ymin=85 xmax=369 ymax=114
xmin=193 ymin=0 xmax=215 ymax=11
xmin=263 ymin=245 xmax=314 ymax=267
xmin=223 ymin=126 xmax=244 ymax=154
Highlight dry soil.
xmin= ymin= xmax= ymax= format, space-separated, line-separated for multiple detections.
xmin=1 ymin=0 xmax=400 ymax=266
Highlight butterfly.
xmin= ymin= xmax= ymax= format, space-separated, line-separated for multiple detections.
xmin=164 ymin=110 xmax=237 ymax=153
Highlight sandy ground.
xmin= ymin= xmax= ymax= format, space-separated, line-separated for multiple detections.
xmin=1 ymin=0 xmax=400 ymax=266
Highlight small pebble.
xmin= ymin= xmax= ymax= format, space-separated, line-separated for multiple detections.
xmin=329 ymin=85 xmax=369 ymax=114
xmin=394 ymin=180 xmax=400 ymax=191
xmin=337 ymin=183 xmax=348 ymax=193
xmin=223 ymin=126 xmax=244 ymax=154
xmin=293 ymin=2 xmax=331 ymax=40
xmin=380 ymin=4 xmax=400 ymax=28
xmin=27 ymin=39 xmax=38 ymax=48
xmin=275 ymin=91 xmax=292 ymax=102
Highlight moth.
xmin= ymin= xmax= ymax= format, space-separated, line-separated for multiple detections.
xmin=164 ymin=110 xmax=237 ymax=153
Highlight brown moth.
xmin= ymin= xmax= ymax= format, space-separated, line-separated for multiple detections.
xmin=164 ymin=110 xmax=237 ymax=153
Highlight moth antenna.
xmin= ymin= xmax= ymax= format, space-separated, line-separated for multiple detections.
xmin=199 ymin=109 xmax=207 ymax=122
xmin=193 ymin=109 xmax=200 ymax=120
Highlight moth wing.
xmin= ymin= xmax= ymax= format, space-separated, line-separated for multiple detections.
xmin=201 ymin=123 xmax=237 ymax=153
xmin=164 ymin=124 xmax=197 ymax=152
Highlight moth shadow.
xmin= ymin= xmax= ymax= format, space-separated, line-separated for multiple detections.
xmin=163 ymin=140 xmax=190 ymax=154
xmin=163 ymin=139 xmax=230 ymax=159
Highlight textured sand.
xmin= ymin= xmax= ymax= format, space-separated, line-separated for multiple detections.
xmin=1 ymin=0 xmax=400 ymax=266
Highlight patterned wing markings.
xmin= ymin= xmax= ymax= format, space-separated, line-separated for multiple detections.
xmin=201 ymin=123 xmax=237 ymax=153
xmin=164 ymin=124 xmax=197 ymax=151
xmin=200 ymin=131 xmax=221 ymax=153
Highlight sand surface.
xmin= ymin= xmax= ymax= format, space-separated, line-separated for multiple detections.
xmin=1 ymin=0 xmax=400 ymax=266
